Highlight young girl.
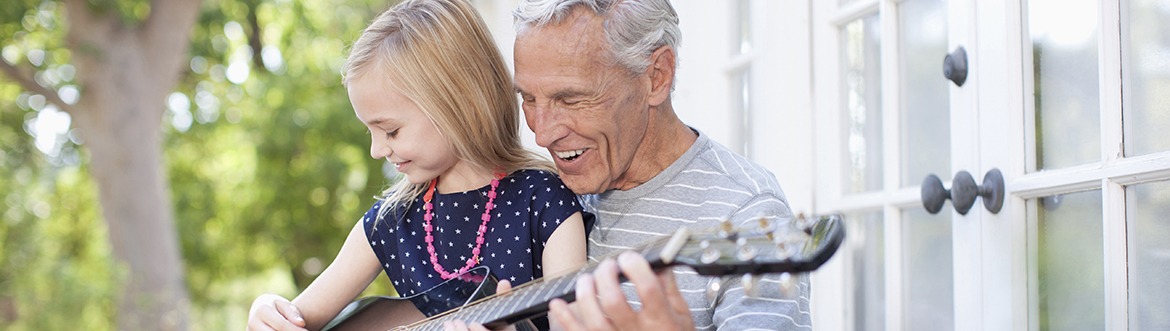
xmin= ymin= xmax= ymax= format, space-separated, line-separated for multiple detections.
xmin=246 ymin=0 xmax=587 ymax=329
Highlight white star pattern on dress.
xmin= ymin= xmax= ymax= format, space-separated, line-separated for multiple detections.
xmin=362 ymin=170 xmax=584 ymax=307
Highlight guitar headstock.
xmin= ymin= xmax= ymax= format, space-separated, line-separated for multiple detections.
xmin=655 ymin=213 xmax=845 ymax=277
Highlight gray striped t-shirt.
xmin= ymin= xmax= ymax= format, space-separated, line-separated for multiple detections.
xmin=579 ymin=131 xmax=812 ymax=330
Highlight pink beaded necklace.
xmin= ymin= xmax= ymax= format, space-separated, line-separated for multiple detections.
xmin=422 ymin=172 xmax=506 ymax=280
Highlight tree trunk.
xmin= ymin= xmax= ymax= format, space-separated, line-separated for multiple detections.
xmin=59 ymin=0 xmax=203 ymax=329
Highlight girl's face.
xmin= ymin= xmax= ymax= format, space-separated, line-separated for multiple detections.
xmin=349 ymin=71 xmax=459 ymax=185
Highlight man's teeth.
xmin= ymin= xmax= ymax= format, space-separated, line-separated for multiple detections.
xmin=555 ymin=149 xmax=586 ymax=160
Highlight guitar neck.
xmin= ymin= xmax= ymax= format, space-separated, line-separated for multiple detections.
xmin=405 ymin=237 xmax=674 ymax=330
xmin=396 ymin=214 xmax=845 ymax=331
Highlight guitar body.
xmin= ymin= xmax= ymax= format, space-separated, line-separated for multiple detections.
xmin=323 ymin=296 xmax=426 ymax=331
xmin=322 ymin=268 xmax=543 ymax=331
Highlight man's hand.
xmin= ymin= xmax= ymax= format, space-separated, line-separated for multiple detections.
xmin=548 ymin=251 xmax=694 ymax=331
xmin=247 ymin=293 xmax=308 ymax=331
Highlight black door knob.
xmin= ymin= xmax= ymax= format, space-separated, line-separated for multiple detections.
xmin=921 ymin=174 xmax=950 ymax=214
xmin=943 ymin=46 xmax=968 ymax=87
xmin=922 ymin=168 xmax=1005 ymax=215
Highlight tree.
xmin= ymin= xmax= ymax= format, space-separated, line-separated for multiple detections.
xmin=2 ymin=0 xmax=394 ymax=329
xmin=3 ymin=0 xmax=203 ymax=329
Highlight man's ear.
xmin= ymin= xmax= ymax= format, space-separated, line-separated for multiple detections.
xmin=645 ymin=45 xmax=675 ymax=107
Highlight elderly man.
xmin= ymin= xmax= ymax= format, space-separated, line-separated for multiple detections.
xmin=506 ymin=0 xmax=812 ymax=330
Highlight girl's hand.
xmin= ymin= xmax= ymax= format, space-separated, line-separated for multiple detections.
xmin=247 ymin=293 xmax=309 ymax=331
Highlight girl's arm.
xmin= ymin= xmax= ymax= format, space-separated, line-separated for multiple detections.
xmin=540 ymin=211 xmax=587 ymax=331
xmin=248 ymin=221 xmax=383 ymax=331
xmin=541 ymin=211 xmax=587 ymax=278
xmin=293 ymin=221 xmax=383 ymax=329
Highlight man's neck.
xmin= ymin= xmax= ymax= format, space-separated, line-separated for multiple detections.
xmin=611 ymin=102 xmax=697 ymax=191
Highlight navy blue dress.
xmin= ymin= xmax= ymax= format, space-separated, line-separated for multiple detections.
xmin=362 ymin=169 xmax=583 ymax=318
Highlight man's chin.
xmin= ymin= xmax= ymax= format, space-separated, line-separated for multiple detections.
xmin=561 ymin=175 xmax=607 ymax=195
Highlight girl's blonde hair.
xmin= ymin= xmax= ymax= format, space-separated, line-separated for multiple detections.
xmin=344 ymin=0 xmax=555 ymax=210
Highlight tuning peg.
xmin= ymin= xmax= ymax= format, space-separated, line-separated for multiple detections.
xmin=701 ymin=246 xmax=722 ymax=264
xmin=778 ymin=272 xmax=797 ymax=299
xmin=706 ymin=277 xmax=723 ymax=302
xmin=794 ymin=213 xmax=815 ymax=231
xmin=756 ymin=215 xmax=774 ymax=232
xmin=742 ymin=274 xmax=760 ymax=298
xmin=735 ymin=237 xmax=757 ymax=261
xmin=718 ymin=219 xmax=736 ymax=238
xmin=773 ymin=237 xmax=796 ymax=260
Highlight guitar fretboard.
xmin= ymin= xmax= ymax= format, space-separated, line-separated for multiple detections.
xmin=407 ymin=238 xmax=668 ymax=331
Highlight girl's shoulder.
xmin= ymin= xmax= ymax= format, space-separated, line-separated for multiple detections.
xmin=507 ymin=169 xmax=570 ymax=189
xmin=361 ymin=198 xmax=413 ymax=228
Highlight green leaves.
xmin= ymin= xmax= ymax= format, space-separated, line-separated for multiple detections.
xmin=1 ymin=0 xmax=399 ymax=328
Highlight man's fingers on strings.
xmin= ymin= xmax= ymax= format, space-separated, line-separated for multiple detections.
xmin=594 ymin=257 xmax=637 ymax=324
xmin=574 ymin=273 xmax=614 ymax=330
xmin=657 ymin=266 xmax=691 ymax=317
xmin=616 ymin=251 xmax=670 ymax=313
xmin=549 ymin=299 xmax=584 ymax=331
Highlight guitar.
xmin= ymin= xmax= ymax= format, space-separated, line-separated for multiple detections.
xmin=321 ymin=214 xmax=846 ymax=331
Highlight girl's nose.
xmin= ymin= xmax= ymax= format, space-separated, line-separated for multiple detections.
xmin=370 ymin=138 xmax=393 ymax=159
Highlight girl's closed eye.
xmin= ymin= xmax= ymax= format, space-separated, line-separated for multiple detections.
xmin=386 ymin=129 xmax=399 ymax=138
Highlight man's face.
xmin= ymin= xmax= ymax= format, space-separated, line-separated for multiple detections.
xmin=514 ymin=9 xmax=651 ymax=194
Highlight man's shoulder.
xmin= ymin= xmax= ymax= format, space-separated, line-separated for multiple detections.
xmin=685 ymin=138 xmax=785 ymax=195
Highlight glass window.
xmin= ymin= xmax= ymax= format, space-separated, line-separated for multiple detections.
xmin=841 ymin=15 xmax=884 ymax=194
xmin=1122 ymin=0 xmax=1170 ymax=156
xmin=845 ymin=211 xmax=885 ymax=331
xmin=1029 ymin=0 xmax=1101 ymax=169
xmin=1127 ymin=180 xmax=1170 ymax=329
xmin=1031 ymin=190 xmax=1105 ymax=330
xmin=902 ymin=208 xmax=953 ymax=331
xmin=736 ymin=0 xmax=752 ymax=55
xmin=735 ymin=69 xmax=752 ymax=157
xmin=898 ymin=0 xmax=950 ymax=187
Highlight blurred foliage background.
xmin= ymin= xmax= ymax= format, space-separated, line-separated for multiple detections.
xmin=1 ymin=0 xmax=399 ymax=329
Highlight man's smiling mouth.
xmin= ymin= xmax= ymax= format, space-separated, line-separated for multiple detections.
xmin=554 ymin=149 xmax=586 ymax=161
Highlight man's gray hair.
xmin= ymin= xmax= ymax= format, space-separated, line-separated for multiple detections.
xmin=513 ymin=0 xmax=680 ymax=74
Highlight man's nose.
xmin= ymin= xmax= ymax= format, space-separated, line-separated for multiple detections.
xmin=527 ymin=103 xmax=567 ymax=148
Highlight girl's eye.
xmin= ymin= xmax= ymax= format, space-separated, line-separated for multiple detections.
xmin=386 ymin=129 xmax=399 ymax=138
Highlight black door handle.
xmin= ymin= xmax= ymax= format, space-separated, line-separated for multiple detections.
xmin=943 ymin=46 xmax=968 ymax=87
xmin=922 ymin=168 xmax=1004 ymax=215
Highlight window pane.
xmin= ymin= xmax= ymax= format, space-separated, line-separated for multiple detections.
xmin=1128 ymin=180 xmax=1170 ymax=330
xmin=1031 ymin=190 xmax=1104 ymax=330
xmin=841 ymin=15 xmax=883 ymax=194
xmin=898 ymin=0 xmax=950 ymax=187
xmin=1029 ymin=0 xmax=1101 ymax=169
xmin=735 ymin=0 xmax=752 ymax=54
xmin=735 ymin=69 xmax=752 ymax=157
xmin=845 ymin=211 xmax=885 ymax=331
xmin=1123 ymin=0 xmax=1170 ymax=156
xmin=902 ymin=208 xmax=952 ymax=331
